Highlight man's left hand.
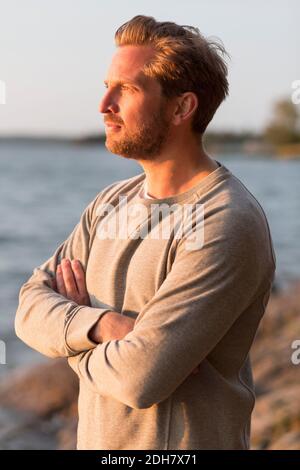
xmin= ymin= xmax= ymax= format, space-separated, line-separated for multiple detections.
xmin=54 ymin=258 xmax=91 ymax=306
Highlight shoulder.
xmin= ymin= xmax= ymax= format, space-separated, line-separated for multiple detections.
xmin=197 ymin=170 xmax=271 ymax=237
xmin=182 ymin=170 xmax=276 ymax=273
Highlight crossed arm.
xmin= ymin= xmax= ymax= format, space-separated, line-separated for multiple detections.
xmin=54 ymin=257 xmax=200 ymax=375
xmin=15 ymin=193 xmax=266 ymax=409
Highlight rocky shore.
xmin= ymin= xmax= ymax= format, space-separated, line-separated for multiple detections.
xmin=251 ymin=280 xmax=300 ymax=449
xmin=0 ymin=281 xmax=299 ymax=450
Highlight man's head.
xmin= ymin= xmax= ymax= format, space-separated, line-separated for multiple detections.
xmin=99 ymin=15 xmax=229 ymax=160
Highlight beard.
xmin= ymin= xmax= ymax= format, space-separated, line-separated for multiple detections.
xmin=104 ymin=100 xmax=171 ymax=160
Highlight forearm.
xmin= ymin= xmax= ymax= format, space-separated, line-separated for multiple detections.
xmin=15 ymin=267 xmax=74 ymax=358
xmin=15 ymin=267 xmax=113 ymax=358
xmin=88 ymin=311 xmax=136 ymax=343
xmin=88 ymin=311 xmax=111 ymax=343
xmin=15 ymin=188 xmax=122 ymax=359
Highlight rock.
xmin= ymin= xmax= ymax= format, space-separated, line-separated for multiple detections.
xmin=251 ymin=280 xmax=300 ymax=449
xmin=269 ymin=431 xmax=300 ymax=450
xmin=0 ymin=358 xmax=78 ymax=449
xmin=1 ymin=281 xmax=300 ymax=449
xmin=0 ymin=358 xmax=78 ymax=417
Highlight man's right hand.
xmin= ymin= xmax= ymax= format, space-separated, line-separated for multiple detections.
xmin=55 ymin=256 xmax=201 ymax=375
xmin=89 ymin=311 xmax=136 ymax=343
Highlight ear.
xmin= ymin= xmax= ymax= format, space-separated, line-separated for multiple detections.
xmin=172 ymin=92 xmax=198 ymax=126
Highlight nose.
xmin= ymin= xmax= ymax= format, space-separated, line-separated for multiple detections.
xmin=98 ymin=90 xmax=119 ymax=115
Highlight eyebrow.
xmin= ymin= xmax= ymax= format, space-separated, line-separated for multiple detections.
xmin=103 ymin=78 xmax=144 ymax=88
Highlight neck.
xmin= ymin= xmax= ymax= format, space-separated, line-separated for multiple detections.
xmin=138 ymin=137 xmax=219 ymax=199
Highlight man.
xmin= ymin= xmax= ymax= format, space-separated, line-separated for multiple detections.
xmin=15 ymin=15 xmax=276 ymax=450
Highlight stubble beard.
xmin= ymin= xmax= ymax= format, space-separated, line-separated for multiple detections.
xmin=105 ymin=102 xmax=171 ymax=161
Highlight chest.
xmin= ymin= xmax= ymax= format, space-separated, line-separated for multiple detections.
xmin=85 ymin=220 xmax=177 ymax=314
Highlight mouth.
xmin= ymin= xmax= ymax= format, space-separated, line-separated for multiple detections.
xmin=105 ymin=122 xmax=122 ymax=131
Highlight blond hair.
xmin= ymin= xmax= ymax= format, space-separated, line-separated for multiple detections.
xmin=115 ymin=15 xmax=229 ymax=135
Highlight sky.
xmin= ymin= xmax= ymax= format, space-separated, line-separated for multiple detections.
xmin=0 ymin=0 xmax=299 ymax=137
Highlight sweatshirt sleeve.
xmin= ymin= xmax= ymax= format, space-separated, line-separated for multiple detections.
xmin=67 ymin=207 xmax=276 ymax=409
xmin=14 ymin=192 xmax=114 ymax=359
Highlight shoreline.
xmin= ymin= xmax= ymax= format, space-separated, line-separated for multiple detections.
xmin=1 ymin=135 xmax=300 ymax=159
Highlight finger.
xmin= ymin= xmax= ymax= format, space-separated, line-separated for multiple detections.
xmin=71 ymin=260 xmax=87 ymax=295
xmin=49 ymin=275 xmax=57 ymax=290
xmin=61 ymin=258 xmax=79 ymax=297
xmin=56 ymin=264 xmax=67 ymax=296
xmin=51 ymin=277 xmax=57 ymax=291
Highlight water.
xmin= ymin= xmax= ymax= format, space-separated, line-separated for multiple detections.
xmin=0 ymin=142 xmax=299 ymax=375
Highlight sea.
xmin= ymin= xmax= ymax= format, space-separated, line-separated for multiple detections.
xmin=0 ymin=141 xmax=299 ymax=375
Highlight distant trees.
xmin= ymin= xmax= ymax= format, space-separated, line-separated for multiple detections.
xmin=264 ymin=99 xmax=300 ymax=145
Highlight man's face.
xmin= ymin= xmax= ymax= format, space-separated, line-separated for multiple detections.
xmin=99 ymin=45 xmax=173 ymax=160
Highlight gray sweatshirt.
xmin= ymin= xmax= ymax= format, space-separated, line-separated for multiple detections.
xmin=15 ymin=160 xmax=276 ymax=450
